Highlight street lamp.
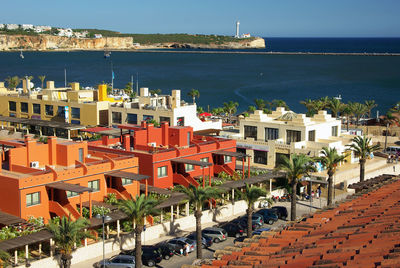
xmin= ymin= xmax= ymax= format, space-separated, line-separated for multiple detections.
xmin=95 ymin=212 xmax=112 ymax=266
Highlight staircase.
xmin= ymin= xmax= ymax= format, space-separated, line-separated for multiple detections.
xmin=107 ymin=188 xmax=128 ymax=200
xmin=49 ymin=201 xmax=80 ymax=220
xmin=173 ymin=173 xmax=199 ymax=187
xmin=214 ymin=164 xmax=235 ymax=176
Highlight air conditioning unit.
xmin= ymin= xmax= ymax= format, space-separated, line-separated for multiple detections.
xmin=30 ymin=161 xmax=39 ymax=168
xmin=148 ymin=142 xmax=156 ymax=147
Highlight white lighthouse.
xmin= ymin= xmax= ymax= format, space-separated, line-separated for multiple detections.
xmin=235 ymin=21 xmax=240 ymax=38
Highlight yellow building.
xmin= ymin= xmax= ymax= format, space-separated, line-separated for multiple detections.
xmin=0 ymin=81 xmax=115 ymax=137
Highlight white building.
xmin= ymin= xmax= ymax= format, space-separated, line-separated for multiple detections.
xmin=108 ymin=88 xmax=222 ymax=131
xmin=74 ymin=31 xmax=88 ymax=38
xmin=220 ymin=108 xmax=354 ymax=168
xmin=6 ymin=24 xmax=19 ymax=30
xmin=94 ymin=34 xmax=103 ymax=39
xmin=21 ymin=24 xmax=34 ymax=30
xmin=58 ymin=28 xmax=73 ymax=37
xmin=241 ymin=33 xmax=251 ymax=38
xmin=34 ymin=25 xmax=52 ymax=33
xmin=0 ymin=24 xmax=4 ymax=29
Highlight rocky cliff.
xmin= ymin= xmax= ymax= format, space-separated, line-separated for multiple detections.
xmin=0 ymin=34 xmax=265 ymax=51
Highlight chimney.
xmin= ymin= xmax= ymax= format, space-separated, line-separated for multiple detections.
xmin=161 ymin=122 xmax=169 ymax=145
xmin=171 ymin=89 xmax=181 ymax=108
xmin=24 ymin=135 xmax=35 ymax=166
xmin=22 ymin=79 xmax=31 ymax=94
xmin=47 ymin=136 xmax=57 ymax=165
xmin=46 ymin=81 xmax=55 ymax=89
xmin=70 ymin=82 xmax=80 ymax=91
xmin=140 ymin=87 xmax=149 ymax=97
xmin=146 ymin=123 xmax=154 ymax=144
xmin=122 ymin=134 xmax=130 ymax=151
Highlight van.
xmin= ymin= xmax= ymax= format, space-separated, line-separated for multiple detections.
xmin=385 ymin=146 xmax=400 ymax=155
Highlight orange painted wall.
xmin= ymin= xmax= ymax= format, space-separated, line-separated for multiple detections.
xmin=0 ymin=176 xmax=21 ymax=217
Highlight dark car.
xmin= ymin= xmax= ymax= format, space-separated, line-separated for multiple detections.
xmin=252 ymin=227 xmax=271 ymax=236
xmin=271 ymin=206 xmax=288 ymax=220
xmin=256 ymin=209 xmax=279 ymax=225
xmin=120 ymin=246 xmax=162 ymax=267
xmin=186 ymin=233 xmax=213 ymax=248
xmin=154 ymin=242 xmax=175 ymax=260
xmin=231 ymin=217 xmax=258 ymax=231
xmin=220 ymin=222 xmax=245 ymax=238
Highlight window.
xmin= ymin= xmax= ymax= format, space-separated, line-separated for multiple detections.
xmin=265 ymin=128 xmax=279 ymax=141
xmin=21 ymin=102 xmax=28 ymax=113
xmin=9 ymin=101 xmax=16 ymax=112
xmin=79 ymin=148 xmax=84 ymax=162
xmin=112 ymin=112 xmax=122 ymax=124
xmin=121 ymin=178 xmax=132 ymax=185
xmin=66 ymin=191 xmax=79 ymax=198
xmin=200 ymin=157 xmax=209 ymax=163
xmin=286 ymin=130 xmax=301 ymax=144
xmin=26 ymin=192 xmax=40 ymax=207
xmin=88 ymin=180 xmax=100 ymax=192
xmin=33 ymin=103 xmax=41 ymax=114
xmin=187 ymin=132 xmax=191 ymax=145
xmin=244 ymin=125 xmax=257 ymax=139
xmin=331 ymin=126 xmax=338 ymax=137
xmin=57 ymin=106 xmax=65 ymax=117
xmin=157 ymin=166 xmax=168 ymax=178
xmin=308 ymin=130 xmax=315 ymax=141
xmin=254 ymin=150 xmax=268 ymax=165
xmin=71 ymin=107 xmax=80 ymax=119
xmin=45 ymin=105 xmax=53 ymax=116
xmin=159 ymin=116 xmax=170 ymax=124
xmin=237 ymin=148 xmax=246 ymax=155
xmin=224 ymin=155 xmax=232 ymax=163
xmin=185 ymin=164 xmax=195 ymax=172
xmin=127 ymin=113 xmax=137 ymax=124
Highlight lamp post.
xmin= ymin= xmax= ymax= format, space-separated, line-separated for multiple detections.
xmin=95 ymin=212 xmax=112 ymax=266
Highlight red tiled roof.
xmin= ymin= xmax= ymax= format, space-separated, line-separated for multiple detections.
xmin=204 ymin=175 xmax=400 ymax=268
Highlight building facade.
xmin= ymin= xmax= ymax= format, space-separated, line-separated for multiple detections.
xmin=0 ymin=136 xmax=142 ymax=222
xmin=221 ymin=108 xmax=352 ymax=169
xmin=89 ymin=121 xmax=240 ymax=189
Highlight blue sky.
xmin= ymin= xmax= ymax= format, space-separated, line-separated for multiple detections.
xmin=2 ymin=0 xmax=399 ymax=37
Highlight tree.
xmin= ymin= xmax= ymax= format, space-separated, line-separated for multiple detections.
xmin=223 ymin=101 xmax=239 ymax=123
xmin=124 ymin=82 xmax=133 ymax=94
xmin=118 ymin=194 xmax=160 ymax=268
xmin=149 ymin=89 xmax=162 ymax=96
xmin=247 ymin=105 xmax=256 ymax=113
xmin=188 ymin=89 xmax=200 ymax=104
xmin=38 ymin=75 xmax=46 ymax=89
xmin=315 ymin=147 xmax=347 ymax=206
xmin=347 ymin=136 xmax=380 ymax=182
xmin=254 ymin=99 xmax=265 ymax=110
xmin=328 ymin=98 xmax=344 ymax=118
xmin=47 ymin=216 xmax=93 ymax=268
xmin=174 ymin=185 xmax=222 ymax=259
xmin=300 ymin=98 xmax=316 ymax=116
xmin=270 ymin=99 xmax=289 ymax=110
xmin=5 ymin=76 xmax=20 ymax=90
xmin=0 ymin=250 xmax=10 ymax=268
xmin=239 ymin=183 xmax=266 ymax=237
xmin=364 ymin=100 xmax=377 ymax=119
xmin=277 ymin=154 xmax=316 ymax=221
xmin=211 ymin=107 xmax=224 ymax=116
xmin=349 ymin=102 xmax=367 ymax=126
xmin=342 ymin=104 xmax=352 ymax=131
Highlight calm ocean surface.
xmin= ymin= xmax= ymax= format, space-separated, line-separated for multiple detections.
xmin=0 ymin=38 xmax=399 ymax=114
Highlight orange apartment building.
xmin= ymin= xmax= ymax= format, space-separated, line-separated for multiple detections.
xmin=0 ymin=136 xmax=145 ymax=223
xmin=88 ymin=121 xmax=246 ymax=189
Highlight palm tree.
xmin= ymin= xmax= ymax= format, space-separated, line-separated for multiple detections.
xmin=47 ymin=216 xmax=93 ymax=268
xmin=342 ymin=104 xmax=352 ymax=131
xmin=312 ymin=99 xmax=326 ymax=113
xmin=349 ymin=102 xmax=367 ymax=126
xmin=382 ymin=112 xmax=399 ymax=150
xmin=277 ymin=154 xmax=316 ymax=221
xmin=347 ymin=136 xmax=380 ymax=182
xmin=211 ymin=107 xmax=224 ymax=116
xmin=197 ymin=106 xmax=204 ymax=114
xmin=328 ymin=98 xmax=344 ymax=118
xmin=118 ymin=194 xmax=160 ymax=268
xmin=364 ymin=100 xmax=377 ymax=119
xmin=315 ymin=147 xmax=347 ymax=206
xmin=223 ymin=101 xmax=239 ymax=123
xmin=149 ymin=89 xmax=162 ymax=96
xmin=188 ymin=89 xmax=200 ymax=104
xmin=247 ymin=105 xmax=256 ymax=113
xmin=254 ymin=99 xmax=265 ymax=110
xmin=5 ymin=76 xmax=20 ymax=90
xmin=174 ymin=185 xmax=222 ymax=259
xmin=319 ymin=96 xmax=330 ymax=110
xmin=270 ymin=99 xmax=289 ymax=110
xmin=0 ymin=250 xmax=10 ymax=268
xmin=38 ymin=75 xmax=46 ymax=89
xmin=300 ymin=98 xmax=315 ymax=116
xmin=240 ymin=183 xmax=266 ymax=237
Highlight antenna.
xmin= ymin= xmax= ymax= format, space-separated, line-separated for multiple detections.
xmin=136 ymin=72 xmax=139 ymax=96
xmin=64 ymin=68 xmax=67 ymax=88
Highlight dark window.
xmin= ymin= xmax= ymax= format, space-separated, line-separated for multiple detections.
xmin=57 ymin=106 xmax=66 ymax=117
xmin=177 ymin=116 xmax=184 ymax=126
xmin=45 ymin=105 xmax=53 ymax=116
xmin=254 ymin=150 xmax=268 ymax=165
xmin=21 ymin=102 xmax=28 ymax=113
xmin=9 ymin=101 xmax=16 ymax=112
xmin=126 ymin=113 xmax=137 ymax=124
xmin=237 ymin=148 xmax=246 ymax=155
xmin=112 ymin=112 xmax=122 ymax=124
xmin=308 ymin=130 xmax=315 ymax=141
xmin=33 ymin=103 xmax=41 ymax=114
xmin=286 ymin=130 xmax=301 ymax=144
xmin=265 ymin=128 xmax=279 ymax=140
xmin=79 ymin=148 xmax=84 ymax=162
xmin=26 ymin=192 xmax=40 ymax=206
xmin=159 ymin=116 xmax=170 ymax=124
xmin=244 ymin=125 xmax=257 ymax=139
xmin=331 ymin=126 xmax=338 ymax=137
xmin=71 ymin=107 xmax=80 ymax=119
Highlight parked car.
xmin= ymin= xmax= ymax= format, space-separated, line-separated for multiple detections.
xmin=120 ymin=246 xmax=162 ymax=267
xmin=97 ymin=255 xmax=135 ymax=268
xmin=271 ymin=206 xmax=288 ymax=220
xmin=256 ymin=209 xmax=279 ymax=225
xmin=231 ymin=217 xmax=258 ymax=232
xmin=220 ymin=222 xmax=245 ymax=238
xmin=202 ymin=227 xmax=227 ymax=243
xmin=154 ymin=242 xmax=175 ymax=260
xmin=186 ymin=232 xmax=213 ymax=248
xmin=165 ymin=237 xmax=196 ymax=253
xmin=252 ymin=227 xmax=271 ymax=236
xmin=238 ymin=214 xmax=264 ymax=228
